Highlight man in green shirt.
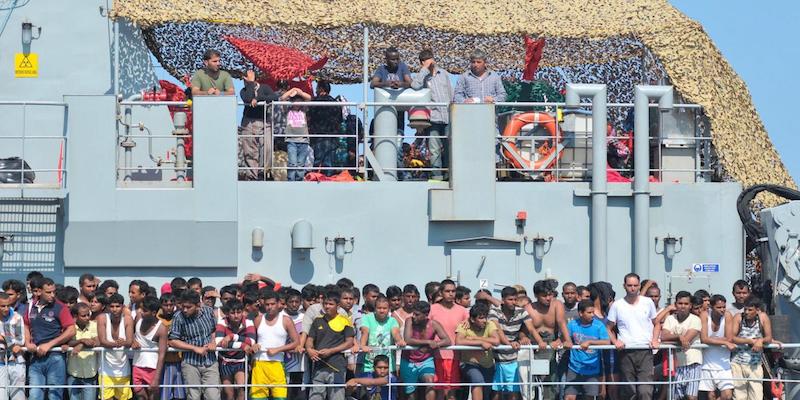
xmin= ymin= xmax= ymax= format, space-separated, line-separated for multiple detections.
xmin=191 ymin=49 xmax=235 ymax=96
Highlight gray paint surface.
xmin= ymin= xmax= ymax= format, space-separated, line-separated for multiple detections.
xmin=0 ymin=2 xmax=745 ymax=301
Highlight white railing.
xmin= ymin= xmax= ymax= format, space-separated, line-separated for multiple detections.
xmin=7 ymin=342 xmax=792 ymax=400
xmin=0 ymin=101 xmax=69 ymax=193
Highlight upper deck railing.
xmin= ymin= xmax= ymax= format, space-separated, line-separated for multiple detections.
xmin=0 ymin=101 xmax=68 ymax=197
xmin=113 ymin=96 xmax=709 ymax=186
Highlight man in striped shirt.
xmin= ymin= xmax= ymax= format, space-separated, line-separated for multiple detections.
xmin=0 ymin=292 xmax=26 ymax=400
xmin=411 ymin=49 xmax=453 ymax=181
xmin=168 ymin=291 xmax=220 ymax=400
xmin=488 ymin=287 xmax=536 ymax=400
xmin=215 ymin=299 xmax=255 ymax=400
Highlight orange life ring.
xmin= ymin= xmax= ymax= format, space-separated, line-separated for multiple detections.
xmin=501 ymin=112 xmax=560 ymax=170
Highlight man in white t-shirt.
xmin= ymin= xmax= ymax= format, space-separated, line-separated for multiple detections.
xmin=658 ymin=291 xmax=702 ymax=400
xmin=607 ymin=273 xmax=658 ymax=400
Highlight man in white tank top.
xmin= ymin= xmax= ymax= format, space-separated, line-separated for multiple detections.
xmin=96 ymin=293 xmax=135 ymax=400
xmin=249 ymin=291 xmax=299 ymax=400
xmin=131 ymin=297 xmax=167 ymax=400
xmin=698 ymin=295 xmax=736 ymax=400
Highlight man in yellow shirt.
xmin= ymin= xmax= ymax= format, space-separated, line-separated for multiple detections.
xmin=65 ymin=303 xmax=98 ymax=400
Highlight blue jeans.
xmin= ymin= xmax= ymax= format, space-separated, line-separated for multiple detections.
xmin=312 ymin=138 xmax=337 ymax=175
xmin=29 ymin=352 xmax=66 ymax=400
xmin=287 ymin=142 xmax=310 ymax=181
xmin=67 ymin=375 xmax=97 ymax=400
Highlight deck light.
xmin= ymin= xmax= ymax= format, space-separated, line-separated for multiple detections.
xmin=527 ymin=235 xmax=553 ymax=260
xmin=657 ymin=235 xmax=683 ymax=260
xmin=21 ymin=21 xmax=41 ymax=46
xmin=251 ymin=227 xmax=264 ymax=248
xmin=325 ymin=236 xmax=354 ymax=261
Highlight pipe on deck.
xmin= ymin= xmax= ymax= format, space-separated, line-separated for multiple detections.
xmin=565 ymin=84 xmax=608 ymax=283
xmin=633 ymin=85 xmax=673 ymax=279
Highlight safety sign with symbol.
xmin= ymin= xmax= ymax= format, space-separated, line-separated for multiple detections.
xmin=14 ymin=53 xmax=38 ymax=78
xmin=692 ymin=263 xmax=720 ymax=273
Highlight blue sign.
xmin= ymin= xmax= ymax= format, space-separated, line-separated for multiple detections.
xmin=692 ymin=263 xmax=720 ymax=273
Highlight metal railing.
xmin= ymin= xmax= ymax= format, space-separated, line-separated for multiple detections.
xmin=232 ymin=99 xmax=709 ymax=183
xmin=6 ymin=342 xmax=792 ymax=400
xmin=0 ymin=101 xmax=69 ymax=193
xmin=113 ymin=97 xmax=711 ymax=185
xmin=115 ymin=101 xmax=193 ymax=187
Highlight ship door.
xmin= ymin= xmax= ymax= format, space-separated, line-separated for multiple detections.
xmin=446 ymin=237 xmax=521 ymax=294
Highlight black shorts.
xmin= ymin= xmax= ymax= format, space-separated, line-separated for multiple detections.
xmin=563 ymin=369 xmax=601 ymax=397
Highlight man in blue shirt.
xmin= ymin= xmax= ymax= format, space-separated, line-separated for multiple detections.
xmin=24 ymin=277 xmax=76 ymax=400
xmin=565 ymin=299 xmax=610 ymax=400
xmin=370 ymin=47 xmax=412 ymax=90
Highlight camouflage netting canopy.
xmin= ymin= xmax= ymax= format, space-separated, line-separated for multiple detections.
xmin=112 ymin=0 xmax=795 ymax=203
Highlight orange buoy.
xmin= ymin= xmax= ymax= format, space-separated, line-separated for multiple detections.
xmin=501 ymin=112 xmax=561 ymax=171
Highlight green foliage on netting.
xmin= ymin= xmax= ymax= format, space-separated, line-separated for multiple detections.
xmin=499 ymin=80 xmax=564 ymax=114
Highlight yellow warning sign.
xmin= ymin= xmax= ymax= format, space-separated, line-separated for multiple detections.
xmin=14 ymin=53 xmax=38 ymax=78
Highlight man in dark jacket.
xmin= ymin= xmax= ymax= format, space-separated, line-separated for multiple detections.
xmin=239 ymin=70 xmax=292 ymax=180
xmin=307 ymin=81 xmax=343 ymax=176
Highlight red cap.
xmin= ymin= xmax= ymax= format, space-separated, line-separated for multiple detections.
xmin=161 ymin=282 xmax=172 ymax=295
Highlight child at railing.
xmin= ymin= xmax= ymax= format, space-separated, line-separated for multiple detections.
xmin=215 ymin=300 xmax=255 ymax=400
xmin=346 ymin=355 xmax=398 ymax=400
xmin=564 ymin=299 xmax=610 ymax=400
xmin=285 ymin=88 xmax=313 ymax=181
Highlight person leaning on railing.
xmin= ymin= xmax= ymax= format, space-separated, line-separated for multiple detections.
xmin=96 ymin=293 xmax=134 ymax=400
xmin=0 ymin=291 xmax=27 ymax=400
xmin=65 ymin=303 xmax=97 ymax=400
xmin=24 ymin=277 xmax=76 ymax=400
xmin=606 ymin=273 xmax=658 ymax=400
xmin=564 ymin=299 xmax=611 ymax=400
xmin=306 ymin=290 xmax=356 ymax=400
xmin=453 ymin=50 xmax=506 ymax=105
xmin=730 ymin=296 xmax=780 ymax=400
xmin=167 ymin=291 xmax=220 ymax=400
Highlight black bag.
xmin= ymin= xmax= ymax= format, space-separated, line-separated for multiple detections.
xmin=0 ymin=157 xmax=35 ymax=184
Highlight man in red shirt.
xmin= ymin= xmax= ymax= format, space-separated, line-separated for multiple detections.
xmin=429 ymin=279 xmax=469 ymax=400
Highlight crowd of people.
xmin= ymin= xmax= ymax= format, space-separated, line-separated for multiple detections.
xmin=0 ymin=270 xmax=781 ymax=400
xmin=191 ymin=46 xmax=508 ymax=182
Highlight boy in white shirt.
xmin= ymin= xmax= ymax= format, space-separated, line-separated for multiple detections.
xmin=657 ymin=291 xmax=702 ymax=400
